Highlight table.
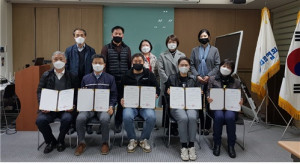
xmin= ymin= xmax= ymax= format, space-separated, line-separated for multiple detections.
xmin=278 ymin=141 xmax=300 ymax=162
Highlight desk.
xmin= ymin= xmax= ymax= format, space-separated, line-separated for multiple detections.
xmin=278 ymin=141 xmax=300 ymax=162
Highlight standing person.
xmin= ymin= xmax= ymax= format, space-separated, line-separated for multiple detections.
xmin=190 ymin=29 xmax=220 ymax=135
xmin=206 ymin=59 xmax=242 ymax=158
xmin=101 ymin=25 xmax=131 ymax=132
xmin=74 ymin=54 xmax=117 ymax=156
xmin=158 ymin=34 xmax=185 ymax=134
xmin=120 ymin=53 xmax=160 ymax=153
xmin=36 ymin=51 xmax=79 ymax=154
xmin=165 ymin=57 xmax=200 ymax=161
xmin=65 ymin=28 xmax=96 ymax=134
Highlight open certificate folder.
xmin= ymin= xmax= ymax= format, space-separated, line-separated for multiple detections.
xmin=170 ymin=87 xmax=202 ymax=110
xmin=209 ymin=88 xmax=241 ymax=112
xmin=77 ymin=88 xmax=110 ymax=112
xmin=123 ymin=86 xmax=156 ymax=109
xmin=39 ymin=88 xmax=74 ymax=112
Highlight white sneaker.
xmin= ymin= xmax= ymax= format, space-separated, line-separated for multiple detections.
xmin=180 ymin=148 xmax=189 ymax=161
xmin=188 ymin=147 xmax=197 ymax=161
xmin=127 ymin=139 xmax=138 ymax=153
xmin=139 ymin=139 xmax=151 ymax=153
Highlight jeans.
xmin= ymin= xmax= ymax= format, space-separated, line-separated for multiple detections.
xmin=213 ymin=110 xmax=236 ymax=146
xmin=123 ymin=108 xmax=156 ymax=140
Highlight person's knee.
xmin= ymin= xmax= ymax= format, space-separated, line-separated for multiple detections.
xmin=61 ymin=113 xmax=73 ymax=123
xmin=145 ymin=113 xmax=156 ymax=124
xmin=100 ymin=115 xmax=110 ymax=125
xmin=225 ymin=115 xmax=235 ymax=123
xmin=123 ymin=109 xmax=134 ymax=122
xmin=36 ymin=115 xmax=48 ymax=127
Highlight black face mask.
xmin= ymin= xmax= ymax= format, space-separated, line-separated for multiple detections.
xmin=133 ymin=64 xmax=143 ymax=71
xmin=199 ymin=38 xmax=209 ymax=45
xmin=113 ymin=36 xmax=122 ymax=43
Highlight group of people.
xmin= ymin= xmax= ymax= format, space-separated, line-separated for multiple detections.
xmin=35 ymin=26 xmax=242 ymax=161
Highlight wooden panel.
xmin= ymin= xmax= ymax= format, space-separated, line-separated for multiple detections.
xmin=81 ymin=7 xmax=103 ymax=53
xmin=36 ymin=8 xmax=59 ymax=60
xmin=235 ymin=9 xmax=260 ymax=69
xmin=59 ymin=8 xmax=81 ymax=52
xmin=12 ymin=6 xmax=35 ymax=72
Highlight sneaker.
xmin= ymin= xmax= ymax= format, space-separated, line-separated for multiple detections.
xmin=188 ymin=147 xmax=197 ymax=161
xmin=74 ymin=143 xmax=86 ymax=156
xmin=139 ymin=139 xmax=151 ymax=153
xmin=101 ymin=143 xmax=109 ymax=155
xmin=180 ymin=148 xmax=189 ymax=161
xmin=127 ymin=139 xmax=138 ymax=153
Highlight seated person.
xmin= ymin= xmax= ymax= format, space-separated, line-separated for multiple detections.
xmin=74 ymin=54 xmax=117 ymax=156
xmin=120 ymin=53 xmax=160 ymax=153
xmin=206 ymin=59 xmax=243 ymax=158
xmin=165 ymin=57 xmax=201 ymax=161
xmin=36 ymin=51 xmax=79 ymax=154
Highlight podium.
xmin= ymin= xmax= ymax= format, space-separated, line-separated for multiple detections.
xmin=15 ymin=65 xmax=50 ymax=131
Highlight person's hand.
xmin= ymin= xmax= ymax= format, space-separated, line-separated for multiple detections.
xmin=41 ymin=110 xmax=50 ymax=113
xmin=239 ymin=98 xmax=243 ymax=106
xmin=207 ymin=97 xmax=213 ymax=103
xmin=107 ymin=106 xmax=114 ymax=115
xmin=120 ymin=98 xmax=125 ymax=107
xmin=155 ymin=94 xmax=158 ymax=99
xmin=66 ymin=109 xmax=73 ymax=112
xmin=167 ymin=88 xmax=170 ymax=95
xmin=197 ymin=76 xmax=206 ymax=84
xmin=203 ymin=76 xmax=210 ymax=83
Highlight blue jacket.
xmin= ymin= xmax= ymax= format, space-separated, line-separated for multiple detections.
xmin=81 ymin=72 xmax=118 ymax=107
xmin=65 ymin=44 xmax=96 ymax=76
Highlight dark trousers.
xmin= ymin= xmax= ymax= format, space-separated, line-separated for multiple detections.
xmin=213 ymin=110 xmax=236 ymax=146
xmin=115 ymin=81 xmax=123 ymax=126
xmin=36 ymin=111 xmax=72 ymax=144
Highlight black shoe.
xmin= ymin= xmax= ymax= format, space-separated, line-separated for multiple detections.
xmin=68 ymin=127 xmax=75 ymax=135
xmin=213 ymin=145 xmax=221 ymax=156
xmin=57 ymin=142 xmax=66 ymax=152
xmin=228 ymin=146 xmax=236 ymax=158
xmin=96 ymin=125 xmax=102 ymax=135
xmin=203 ymin=129 xmax=210 ymax=136
xmin=44 ymin=141 xmax=57 ymax=154
xmin=115 ymin=124 xmax=122 ymax=133
xmin=87 ymin=125 xmax=93 ymax=134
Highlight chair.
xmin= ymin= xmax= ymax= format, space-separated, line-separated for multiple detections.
xmin=37 ymin=118 xmax=72 ymax=150
xmin=163 ymin=96 xmax=201 ymax=148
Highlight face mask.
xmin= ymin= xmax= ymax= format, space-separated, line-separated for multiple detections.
xmin=53 ymin=60 xmax=65 ymax=69
xmin=141 ymin=46 xmax=151 ymax=53
xmin=133 ymin=64 xmax=143 ymax=71
xmin=220 ymin=67 xmax=232 ymax=76
xmin=167 ymin=43 xmax=177 ymax=50
xmin=93 ymin=64 xmax=104 ymax=72
xmin=199 ymin=38 xmax=209 ymax=45
xmin=75 ymin=37 xmax=85 ymax=44
xmin=179 ymin=66 xmax=189 ymax=74
xmin=113 ymin=36 xmax=122 ymax=43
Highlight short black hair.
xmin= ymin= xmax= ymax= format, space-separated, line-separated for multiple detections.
xmin=178 ymin=57 xmax=191 ymax=65
xmin=220 ymin=58 xmax=235 ymax=74
xmin=91 ymin=54 xmax=106 ymax=63
xmin=131 ymin=53 xmax=144 ymax=62
xmin=198 ymin=29 xmax=210 ymax=39
xmin=111 ymin=26 xmax=124 ymax=33
xmin=139 ymin=39 xmax=153 ymax=52
xmin=165 ymin=34 xmax=179 ymax=47
xmin=73 ymin=28 xmax=87 ymax=36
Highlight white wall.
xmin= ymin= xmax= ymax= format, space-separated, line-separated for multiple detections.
xmin=0 ymin=0 xmax=13 ymax=81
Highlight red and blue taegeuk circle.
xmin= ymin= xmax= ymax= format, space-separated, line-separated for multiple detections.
xmin=287 ymin=48 xmax=300 ymax=76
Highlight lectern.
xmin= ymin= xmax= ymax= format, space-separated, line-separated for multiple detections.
xmin=15 ymin=65 xmax=50 ymax=131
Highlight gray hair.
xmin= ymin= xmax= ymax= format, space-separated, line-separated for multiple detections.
xmin=52 ymin=51 xmax=66 ymax=59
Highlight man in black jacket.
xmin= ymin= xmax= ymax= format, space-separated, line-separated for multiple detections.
xmin=120 ymin=53 xmax=160 ymax=153
xmin=36 ymin=51 xmax=79 ymax=154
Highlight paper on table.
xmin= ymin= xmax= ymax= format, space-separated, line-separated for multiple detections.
xmin=170 ymin=87 xmax=185 ymax=109
xmin=124 ymin=86 xmax=140 ymax=108
xmin=140 ymin=86 xmax=156 ymax=109
xmin=77 ymin=89 xmax=94 ymax=111
xmin=39 ymin=88 xmax=58 ymax=111
xmin=210 ymin=88 xmax=224 ymax=110
xmin=94 ymin=89 xmax=110 ymax=112
xmin=185 ymin=87 xmax=202 ymax=110
xmin=225 ymin=89 xmax=241 ymax=112
xmin=57 ymin=89 xmax=74 ymax=111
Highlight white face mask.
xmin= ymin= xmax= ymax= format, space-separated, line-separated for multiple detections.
xmin=168 ymin=43 xmax=177 ymax=50
xmin=53 ymin=60 xmax=65 ymax=69
xmin=179 ymin=66 xmax=189 ymax=74
xmin=75 ymin=37 xmax=85 ymax=44
xmin=93 ymin=64 xmax=104 ymax=72
xmin=220 ymin=67 xmax=231 ymax=76
xmin=141 ymin=46 xmax=151 ymax=53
